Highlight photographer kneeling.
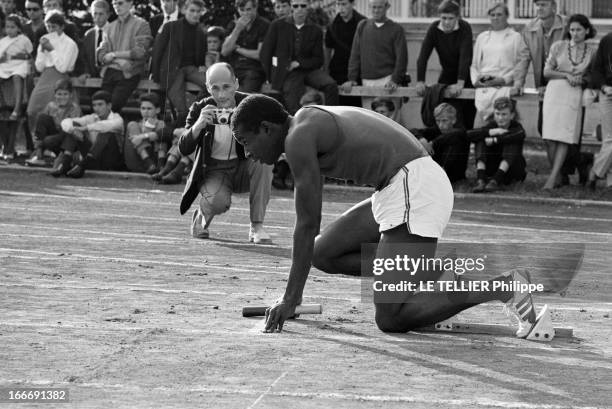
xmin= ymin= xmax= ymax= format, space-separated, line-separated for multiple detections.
xmin=178 ymin=63 xmax=273 ymax=243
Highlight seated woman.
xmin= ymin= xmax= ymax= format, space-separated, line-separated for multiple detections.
xmin=25 ymin=10 xmax=78 ymax=133
xmin=467 ymin=97 xmax=526 ymax=193
xmin=0 ymin=14 xmax=33 ymax=121
xmin=470 ymin=2 xmax=522 ymax=127
xmin=411 ymin=103 xmax=469 ymax=183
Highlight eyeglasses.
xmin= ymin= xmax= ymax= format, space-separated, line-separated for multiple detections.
xmin=26 ymin=7 xmax=41 ymax=11
xmin=292 ymin=4 xmax=308 ymax=8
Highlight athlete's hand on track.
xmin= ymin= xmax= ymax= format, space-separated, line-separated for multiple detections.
xmin=264 ymin=299 xmax=297 ymax=333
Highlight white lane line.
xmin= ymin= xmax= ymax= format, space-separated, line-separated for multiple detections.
xmin=2 ymin=190 xmax=610 ymax=238
xmin=0 ymin=281 xmax=361 ymax=303
xmin=0 ymin=189 xmax=339 ymax=217
xmin=0 ymin=249 xmax=353 ymax=283
xmin=452 ymin=209 xmax=612 ymax=223
xmin=0 ymin=282 xmax=234 ymax=296
xmin=3 ymin=199 xmax=611 ymax=225
xmin=246 ymin=371 xmax=288 ymax=409
xmin=0 ymin=379 xmax=591 ymax=408
xmin=449 ymin=221 xmax=612 ymax=238
xmin=516 ymin=354 xmax=612 ymax=370
xmin=0 ymin=206 xmax=292 ymax=230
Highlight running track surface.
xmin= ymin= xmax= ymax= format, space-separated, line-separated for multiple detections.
xmin=1 ymin=171 xmax=611 ymax=409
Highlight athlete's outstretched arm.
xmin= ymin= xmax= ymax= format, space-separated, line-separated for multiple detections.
xmin=264 ymin=123 xmax=323 ymax=332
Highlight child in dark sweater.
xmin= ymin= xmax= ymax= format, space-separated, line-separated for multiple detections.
xmin=467 ymin=97 xmax=526 ymax=193
xmin=411 ymin=103 xmax=469 ymax=183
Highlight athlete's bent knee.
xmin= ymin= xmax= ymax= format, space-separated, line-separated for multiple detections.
xmin=312 ymin=235 xmax=332 ymax=272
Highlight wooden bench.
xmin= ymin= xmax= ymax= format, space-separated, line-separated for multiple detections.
xmin=70 ymin=78 xmax=602 ymax=149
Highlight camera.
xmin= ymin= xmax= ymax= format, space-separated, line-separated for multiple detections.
xmin=212 ymin=108 xmax=233 ymax=125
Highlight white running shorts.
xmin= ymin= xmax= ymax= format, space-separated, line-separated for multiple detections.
xmin=371 ymin=156 xmax=454 ymax=237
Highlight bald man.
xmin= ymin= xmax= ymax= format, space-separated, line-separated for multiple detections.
xmin=177 ymin=63 xmax=274 ymax=243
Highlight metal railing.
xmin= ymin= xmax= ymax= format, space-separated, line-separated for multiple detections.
xmin=351 ymin=0 xmax=611 ymax=21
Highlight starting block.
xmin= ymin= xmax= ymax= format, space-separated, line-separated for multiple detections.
xmin=526 ymin=304 xmax=555 ymax=341
xmin=420 ymin=305 xmax=572 ymax=341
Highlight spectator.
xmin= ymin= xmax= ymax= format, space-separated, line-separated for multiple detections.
xmin=151 ymin=127 xmax=194 ymax=184
xmin=205 ymin=26 xmax=226 ymax=69
xmin=151 ymin=0 xmax=207 ymax=126
xmin=150 ymin=0 xmax=182 ymax=38
xmin=514 ymin=0 xmax=582 ymax=186
xmin=324 ymin=0 xmax=365 ymax=106
xmin=126 ymin=93 xmax=172 ymax=174
xmin=98 ymin=0 xmax=152 ymax=114
xmin=541 ymin=14 xmax=597 ymax=190
xmin=41 ymin=0 xmax=80 ymax=42
xmin=515 ymin=0 xmax=567 ymax=107
xmin=0 ymin=14 xmax=33 ymax=121
xmin=371 ymin=96 xmax=395 ymax=118
xmin=260 ymin=0 xmax=338 ymax=114
xmin=412 ymin=102 xmax=469 ymax=183
xmin=342 ymin=0 xmax=407 ymax=121
xmin=467 ymin=97 xmax=526 ymax=193
xmin=470 ymin=3 xmax=522 ymax=126
xmin=221 ymin=0 xmax=269 ymax=93
xmin=415 ymin=0 xmax=475 ymax=129
xmin=588 ymin=31 xmax=612 ymax=189
xmin=25 ymin=78 xmax=81 ymax=167
xmin=75 ymin=0 xmax=110 ymax=81
xmin=22 ymin=0 xmax=46 ymax=59
xmin=272 ymin=0 xmax=291 ymax=19
xmin=299 ymin=89 xmax=322 ymax=106
xmin=305 ymin=0 xmax=329 ymax=28
xmin=26 ymin=11 xmax=78 ymax=134
xmin=1 ymin=0 xmax=19 ymax=17
xmin=178 ymin=62 xmax=273 ymax=243
xmin=59 ymin=90 xmax=125 ymax=178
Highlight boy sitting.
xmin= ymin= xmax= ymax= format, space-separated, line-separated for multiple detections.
xmin=26 ymin=79 xmax=82 ymax=167
xmin=58 ymin=90 xmax=124 ymax=178
xmin=411 ymin=103 xmax=469 ymax=183
xmin=126 ymin=93 xmax=173 ymax=174
xmin=151 ymin=127 xmax=194 ymax=184
xmin=467 ymin=97 xmax=526 ymax=193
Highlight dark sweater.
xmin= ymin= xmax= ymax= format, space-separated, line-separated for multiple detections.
xmin=180 ymin=21 xmax=198 ymax=67
xmin=412 ymin=126 xmax=469 ymax=182
xmin=467 ymin=120 xmax=526 ymax=145
xmin=416 ymin=19 xmax=473 ymax=85
xmin=325 ymin=10 xmax=366 ymax=83
xmin=589 ymin=32 xmax=612 ymax=89
xmin=347 ymin=18 xmax=408 ymax=83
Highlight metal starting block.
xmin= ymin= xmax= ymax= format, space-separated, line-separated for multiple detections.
xmin=419 ymin=305 xmax=572 ymax=341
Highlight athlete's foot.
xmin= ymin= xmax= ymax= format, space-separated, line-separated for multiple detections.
xmin=502 ymin=269 xmax=537 ymax=338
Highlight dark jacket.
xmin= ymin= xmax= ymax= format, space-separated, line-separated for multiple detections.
xmin=177 ymin=92 xmax=249 ymax=215
xmin=75 ymin=27 xmax=101 ymax=77
xmin=151 ymin=18 xmax=207 ymax=88
xmin=150 ymin=12 xmax=184 ymax=38
xmin=260 ymin=16 xmax=324 ymax=91
xmin=421 ymin=84 xmax=448 ymax=127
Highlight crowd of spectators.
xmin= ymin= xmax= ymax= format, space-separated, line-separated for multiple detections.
xmin=0 ymin=0 xmax=611 ymax=193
